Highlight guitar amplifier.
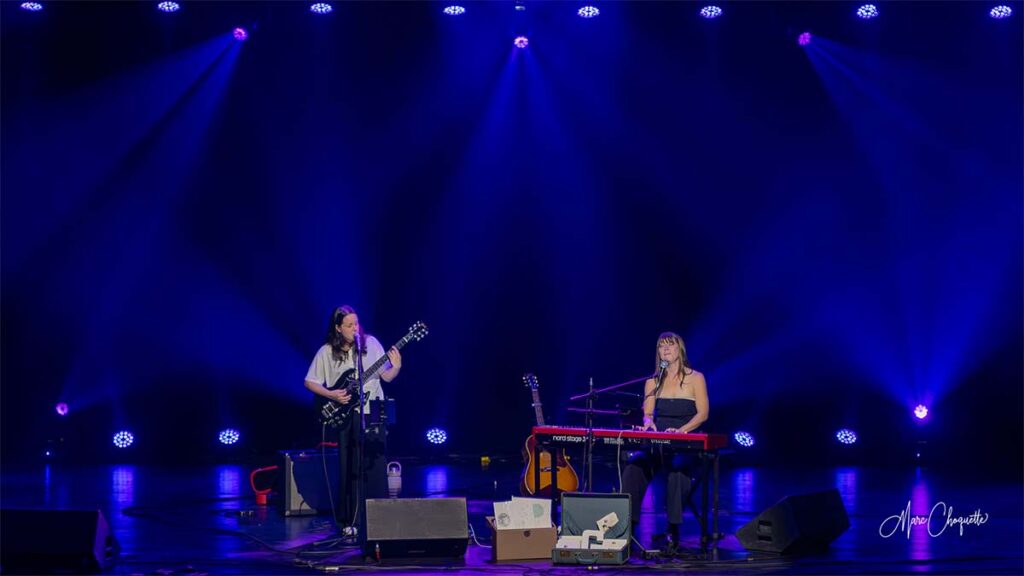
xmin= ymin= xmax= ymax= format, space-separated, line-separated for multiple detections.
xmin=280 ymin=449 xmax=339 ymax=516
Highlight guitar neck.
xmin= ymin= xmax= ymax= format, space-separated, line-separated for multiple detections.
xmin=531 ymin=389 xmax=545 ymax=426
xmin=359 ymin=334 xmax=413 ymax=380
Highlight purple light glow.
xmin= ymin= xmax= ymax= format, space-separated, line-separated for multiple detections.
xmin=20 ymin=2 xmax=43 ymax=11
xmin=990 ymin=5 xmax=1013 ymax=19
xmin=514 ymin=36 xmax=529 ymax=49
xmin=856 ymin=4 xmax=879 ymax=19
xmin=157 ymin=2 xmax=180 ymax=13
xmin=797 ymin=32 xmax=812 ymax=46
xmin=55 ymin=402 xmax=69 ymax=416
xmin=577 ymin=6 xmax=599 ymax=18
xmin=699 ymin=5 xmax=722 ymax=19
xmin=914 ymin=405 xmax=929 ymax=419
xmin=443 ymin=5 xmax=465 ymax=16
xmin=310 ymin=3 xmax=333 ymax=14
xmin=233 ymin=27 xmax=248 ymax=41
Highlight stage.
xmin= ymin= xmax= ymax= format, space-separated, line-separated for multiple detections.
xmin=2 ymin=2 xmax=1022 ymax=574
xmin=3 ymin=458 xmax=1020 ymax=574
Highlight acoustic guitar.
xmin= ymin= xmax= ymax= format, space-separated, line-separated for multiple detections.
xmin=520 ymin=373 xmax=579 ymax=496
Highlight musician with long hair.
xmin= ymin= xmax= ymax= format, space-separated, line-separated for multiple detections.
xmin=622 ymin=332 xmax=709 ymax=549
xmin=304 ymin=305 xmax=401 ymax=531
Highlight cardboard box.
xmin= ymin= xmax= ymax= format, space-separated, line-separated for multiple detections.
xmin=486 ymin=516 xmax=558 ymax=562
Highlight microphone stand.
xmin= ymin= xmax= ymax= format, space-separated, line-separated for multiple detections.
xmin=354 ymin=333 xmax=367 ymax=553
xmin=569 ymin=373 xmax=655 ymax=493
xmin=585 ymin=378 xmax=593 ymax=492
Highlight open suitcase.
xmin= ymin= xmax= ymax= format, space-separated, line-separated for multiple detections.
xmin=552 ymin=492 xmax=631 ymax=565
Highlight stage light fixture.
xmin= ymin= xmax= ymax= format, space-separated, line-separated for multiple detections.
xmin=734 ymin=431 xmax=755 ymax=447
xmin=700 ymin=5 xmax=722 ymax=19
xmin=990 ymin=5 xmax=1012 ymax=19
xmin=836 ymin=428 xmax=857 ymax=445
xmin=218 ymin=428 xmax=240 ymax=445
xmin=856 ymin=4 xmax=879 ymax=19
xmin=113 ymin=431 xmax=135 ymax=448
xmin=426 ymin=427 xmax=448 ymax=445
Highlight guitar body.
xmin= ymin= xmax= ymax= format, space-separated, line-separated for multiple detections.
xmin=520 ymin=437 xmax=580 ymax=496
xmin=315 ymin=368 xmax=361 ymax=429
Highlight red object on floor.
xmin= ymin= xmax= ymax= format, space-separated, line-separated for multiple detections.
xmin=249 ymin=465 xmax=278 ymax=506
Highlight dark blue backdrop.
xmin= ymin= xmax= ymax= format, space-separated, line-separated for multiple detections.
xmin=2 ymin=2 xmax=1021 ymax=471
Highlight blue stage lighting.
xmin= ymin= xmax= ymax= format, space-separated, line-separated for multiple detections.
xmin=20 ymin=2 xmax=43 ymax=11
xmin=426 ymin=427 xmax=447 ymax=445
xmin=990 ymin=5 xmax=1012 ymax=19
xmin=113 ymin=431 xmax=134 ymax=448
xmin=856 ymin=4 xmax=879 ymax=19
xmin=836 ymin=428 xmax=858 ymax=445
xmin=157 ymin=2 xmax=180 ymax=13
xmin=734 ymin=431 xmax=755 ymax=447
xmin=577 ymin=6 xmax=600 ymax=18
xmin=218 ymin=429 xmax=240 ymax=445
xmin=443 ymin=5 xmax=465 ymax=16
xmin=310 ymin=3 xmax=333 ymax=15
xmin=700 ymin=5 xmax=723 ymax=19
xmin=914 ymin=404 xmax=929 ymax=420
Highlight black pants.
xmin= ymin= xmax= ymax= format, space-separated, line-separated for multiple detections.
xmin=621 ymin=449 xmax=698 ymax=525
xmin=336 ymin=415 xmax=387 ymax=525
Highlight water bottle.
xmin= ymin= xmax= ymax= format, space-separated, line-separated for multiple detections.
xmin=386 ymin=461 xmax=402 ymax=498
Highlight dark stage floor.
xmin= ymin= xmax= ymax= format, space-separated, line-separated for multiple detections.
xmin=2 ymin=457 xmax=1021 ymax=575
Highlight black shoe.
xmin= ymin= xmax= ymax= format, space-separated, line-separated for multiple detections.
xmin=651 ymin=532 xmax=672 ymax=552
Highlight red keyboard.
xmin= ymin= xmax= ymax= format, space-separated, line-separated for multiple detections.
xmin=532 ymin=426 xmax=728 ymax=451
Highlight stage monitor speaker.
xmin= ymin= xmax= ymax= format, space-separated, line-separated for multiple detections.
xmin=280 ymin=449 xmax=339 ymax=516
xmin=0 ymin=509 xmax=118 ymax=574
xmin=365 ymin=497 xmax=469 ymax=560
xmin=737 ymin=488 xmax=849 ymax=555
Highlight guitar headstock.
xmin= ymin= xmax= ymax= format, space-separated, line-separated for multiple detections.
xmin=408 ymin=321 xmax=429 ymax=341
xmin=523 ymin=373 xmax=539 ymax=391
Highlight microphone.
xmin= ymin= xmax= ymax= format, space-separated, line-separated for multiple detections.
xmin=657 ymin=360 xmax=669 ymax=381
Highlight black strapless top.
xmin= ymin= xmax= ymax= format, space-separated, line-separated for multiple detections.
xmin=655 ymin=397 xmax=697 ymax=431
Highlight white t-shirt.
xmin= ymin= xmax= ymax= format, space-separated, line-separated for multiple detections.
xmin=305 ymin=336 xmax=387 ymax=410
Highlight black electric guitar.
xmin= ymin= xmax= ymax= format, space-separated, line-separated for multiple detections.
xmin=316 ymin=321 xmax=428 ymax=429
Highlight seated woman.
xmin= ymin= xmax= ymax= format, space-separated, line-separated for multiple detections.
xmin=621 ymin=331 xmax=709 ymax=548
